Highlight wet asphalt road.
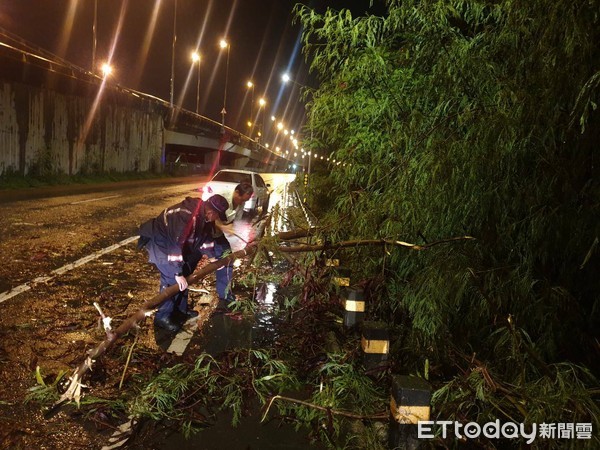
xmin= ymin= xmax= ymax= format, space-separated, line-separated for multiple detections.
xmin=0 ymin=175 xmax=208 ymax=293
xmin=0 ymin=172 xmax=300 ymax=449
xmin=0 ymin=172 xmax=296 ymax=296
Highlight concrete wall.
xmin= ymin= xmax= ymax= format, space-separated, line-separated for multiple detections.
xmin=0 ymin=80 xmax=164 ymax=176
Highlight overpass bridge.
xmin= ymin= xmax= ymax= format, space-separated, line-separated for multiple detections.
xmin=0 ymin=32 xmax=293 ymax=177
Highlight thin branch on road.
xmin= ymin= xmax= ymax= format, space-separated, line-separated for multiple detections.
xmin=262 ymin=395 xmax=388 ymax=421
xmin=276 ymin=235 xmax=476 ymax=253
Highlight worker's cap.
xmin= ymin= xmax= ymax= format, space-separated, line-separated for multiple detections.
xmin=207 ymin=194 xmax=229 ymax=222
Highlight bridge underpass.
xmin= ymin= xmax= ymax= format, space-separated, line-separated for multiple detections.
xmin=163 ymin=108 xmax=291 ymax=174
xmin=0 ymin=38 xmax=293 ymax=177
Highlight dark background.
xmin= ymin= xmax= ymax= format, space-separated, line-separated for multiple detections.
xmin=0 ymin=1 xmax=385 ymax=142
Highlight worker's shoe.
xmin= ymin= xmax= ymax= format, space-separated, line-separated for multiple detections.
xmin=182 ymin=309 xmax=199 ymax=320
xmin=154 ymin=317 xmax=181 ymax=333
xmin=214 ymin=298 xmax=230 ymax=313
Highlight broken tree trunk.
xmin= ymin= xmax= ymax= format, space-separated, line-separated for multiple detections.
xmin=54 ymin=223 xmax=470 ymax=409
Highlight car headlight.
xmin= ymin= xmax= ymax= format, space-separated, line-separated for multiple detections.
xmin=201 ymin=185 xmax=212 ymax=200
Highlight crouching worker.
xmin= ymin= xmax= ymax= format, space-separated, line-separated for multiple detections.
xmin=138 ymin=194 xmax=229 ymax=332
xmin=209 ymin=182 xmax=254 ymax=309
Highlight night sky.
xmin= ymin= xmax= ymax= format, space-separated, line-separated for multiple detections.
xmin=0 ymin=1 xmax=382 ymax=142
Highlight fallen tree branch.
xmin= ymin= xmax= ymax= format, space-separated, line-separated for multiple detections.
xmin=119 ymin=332 xmax=139 ymax=390
xmin=53 ymin=215 xmax=272 ymax=410
xmin=276 ymin=235 xmax=475 ymax=253
xmin=53 ymin=241 xmax=260 ymax=409
xmin=277 ymin=227 xmax=319 ymax=241
xmin=53 ymin=222 xmax=469 ymax=410
xmin=262 ymin=395 xmax=388 ymax=421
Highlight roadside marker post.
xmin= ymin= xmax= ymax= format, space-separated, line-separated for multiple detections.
xmin=361 ymin=321 xmax=389 ymax=368
xmin=388 ymin=375 xmax=431 ymax=449
xmin=343 ymin=287 xmax=365 ymax=328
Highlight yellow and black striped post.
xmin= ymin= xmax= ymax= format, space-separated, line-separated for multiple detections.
xmin=343 ymin=287 xmax=365 ymax=328
xmin=323 ymin=253 xmax=350 ymax=286
xmin=361 ymin=321 xmax=389 ymax=368
xmin=388 ymin=375 xmax=431 ymax=449
xmin=332 ymin=266 xmax=351 ymax=287
xmin=325 ymin=258 xmax=339 ymax=267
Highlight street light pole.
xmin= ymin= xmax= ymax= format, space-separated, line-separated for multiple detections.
xmin=257 ymin=97 xmax=266 ymax=142
xmin=246 ymin=81 xmax=254 ymax=135
xmin=191 ymin=52 xmax=201 ymax=114
xmin=92 ymin=0 xmax=97 ymax=74
xmin=170 ymin=0 xmax=177 ymax=107
xmin=219 ymin=39 xmax=230 ymax=127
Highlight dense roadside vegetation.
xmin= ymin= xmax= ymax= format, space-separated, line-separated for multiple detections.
xmin=295 ymin=0 xmax=599 ymax=447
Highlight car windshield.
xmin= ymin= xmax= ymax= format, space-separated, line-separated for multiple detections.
xmin=212 ymin=171 xmax=252 ymax=184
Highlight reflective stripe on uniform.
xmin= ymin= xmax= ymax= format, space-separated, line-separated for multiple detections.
xmin=163 ymin=207 xmax=192 ymax=227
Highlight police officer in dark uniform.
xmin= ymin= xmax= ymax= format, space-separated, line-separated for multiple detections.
xmin=138 ymin=194 xmax=229 ymax=332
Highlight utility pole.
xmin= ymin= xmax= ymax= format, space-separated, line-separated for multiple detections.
xmin=170 ymin=0 xmax=177 ymax=107
xmin=92 ymin=0 xmax=97 ymax=73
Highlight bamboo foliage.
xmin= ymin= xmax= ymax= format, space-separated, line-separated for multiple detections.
xmin=294 ymin=0 xmax=600 ymax=439
xmin=129 ymin=350 xmax=298 ymax=433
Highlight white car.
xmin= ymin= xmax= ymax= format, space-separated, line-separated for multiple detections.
xmin=200 ymin=169 xmax=270 ymax=214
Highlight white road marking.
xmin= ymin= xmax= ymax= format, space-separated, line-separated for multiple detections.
xmin=101 ymin=415 xmax=136 ymax=450
xmin=0 ymin=284 xmax=32 ymax=303
xmin=0 ymin=236 xmax=139 ymax=304
xmin=2 ymin=233 xmax=204 ymax=357
xmin=167 ymin=317 xmax=200 ymax=355
xmin=70 ymin=194 xmax=121 ymax=205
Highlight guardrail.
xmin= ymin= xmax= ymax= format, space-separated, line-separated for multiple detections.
xmin=294 ymin=189 xmax=317 ymax=228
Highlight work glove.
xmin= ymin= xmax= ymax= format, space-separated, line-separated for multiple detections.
xmin=175 ymin=274 xmax=188 ymax=291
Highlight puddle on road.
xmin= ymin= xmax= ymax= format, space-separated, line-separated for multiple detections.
xmin=201 ymin=283 xmax=281 ymax=356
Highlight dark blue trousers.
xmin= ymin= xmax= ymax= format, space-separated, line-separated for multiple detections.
xmin=200 ymin=236 xmax=234 ymax=302
xmin=213 ymin=238 xmax=235 ymax=303
xmin=154 ymin=237 xmax=234 ymax=321
xmin=155 ymin=263 xmax=191 ymax=321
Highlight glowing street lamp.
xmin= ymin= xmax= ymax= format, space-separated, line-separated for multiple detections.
xmin=101 ymin=62 xmax=113 ymax=78
xmin=281 ymin=72 xmax=305 ymax=88
xmin=219 ymin=39 xmax=230 ymax=127
xmin=191 ymin=51 xmax=201 ymax=114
